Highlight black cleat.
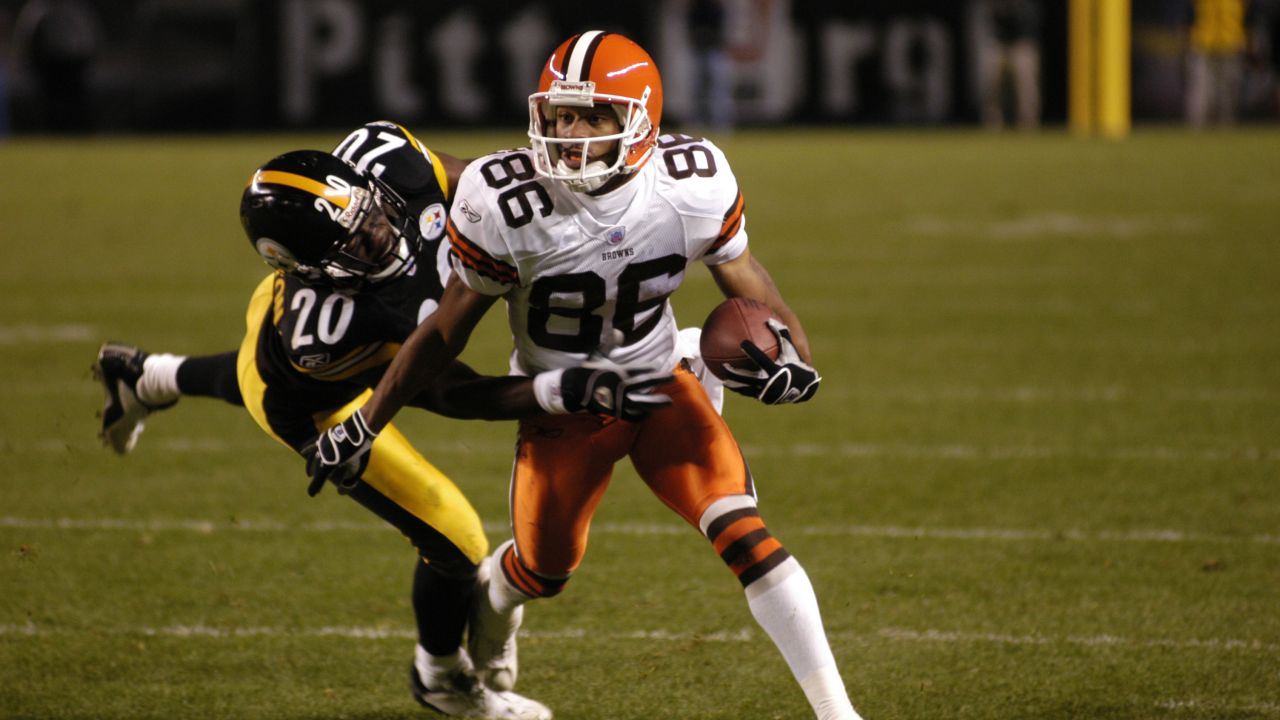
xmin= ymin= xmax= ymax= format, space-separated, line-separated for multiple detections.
xmin=92 ymin=342 xmax=175 ymax=454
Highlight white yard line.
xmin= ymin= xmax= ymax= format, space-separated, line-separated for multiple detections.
xmin=840 ymin=385 xmax=1278 ymax=404
xmin=21 ymin=437 xmax=1280 ymax=463
xmin=0 ymin=323 xmax=95 ymax=345
xmin=902 ymin=212 xmax=1209 ymax=241
xmin=872 ymin=627 xmax=1280 ymax=654
xmin=739 ymin=442 xmax=1280 ymax=463
xmin=1 ymin=622 xmax=1274 ymax=656
xmin=1156 ymin=699 xmax=1280 ymax=714
xmin=2 ymin=516 xmax=1276 ymax=545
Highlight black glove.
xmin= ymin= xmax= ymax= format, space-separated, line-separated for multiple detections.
xmin=720 ymin=319 xmax=821 ymax=404
xmin=552 ymin=360 xmax=674 ymax=421
xmin=303 ymin=408 xmax=377 ymax=496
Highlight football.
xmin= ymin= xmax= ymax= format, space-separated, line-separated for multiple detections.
xmin=699 ymin=297 xmax=780 ymax=381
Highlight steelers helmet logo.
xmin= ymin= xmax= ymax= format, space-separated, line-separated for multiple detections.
xmin=419 ymin=203 xmax=447 ymax=241
xmin=256 ymin=237 xmax=299 ymax=271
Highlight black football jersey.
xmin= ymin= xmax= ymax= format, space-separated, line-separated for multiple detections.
xmin=252 ymin=122 xmax=453 ymax=409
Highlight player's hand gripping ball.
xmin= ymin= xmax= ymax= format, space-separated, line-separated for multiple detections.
xmin=700 ymin=298 xmax=822 ymax=404
xmin=699 ymin=298 xmax=780 ymax=380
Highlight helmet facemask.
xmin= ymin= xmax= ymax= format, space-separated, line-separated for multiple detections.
xmin=529 ymin=80 xmax=655 ymax=193
xmin=318 ymin=175 xmax=415 ymax=290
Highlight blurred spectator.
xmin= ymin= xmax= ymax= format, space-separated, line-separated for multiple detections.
xmin=1254 ymin=0 xmax=1280 ymax=116
xmin=1184 ymin=0 xmax=1255 ymax=128
xmin=13 ymin=0 xmax=101 ymax=133
xmin=682 ymin=0 xmax=772 ymax=132
xmin=0 ymin=9 xmax=11 ymax=138
xmin=976 ymin=0 xmax=1043 ymax=130
xmin=686 ymin=0 xmax=735 ymax=131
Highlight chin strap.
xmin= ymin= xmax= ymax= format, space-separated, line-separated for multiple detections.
xmin=556 ymin=158 xmax=615 ymax=193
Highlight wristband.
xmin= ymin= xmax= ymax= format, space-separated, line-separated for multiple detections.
xmin=532 ymin=369 xmax=569 ymax=414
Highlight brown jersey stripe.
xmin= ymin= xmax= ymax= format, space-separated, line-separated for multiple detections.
xmin=736 ymin=546 xmax=793 ymax=587
xmin=720 ymin=190 xmax=744 ymax=229
xmin=451 ymin=245 xmax=517 ymax=285
xmin=449 ymin=225 xmax=516 ymax=282
xmin=709 ymin=191 xmax=745 ymax=252
xmin=448 ymin=220 xmax=518 ymax=284
xmin=446 ymin=219 xmax=496 ymax=269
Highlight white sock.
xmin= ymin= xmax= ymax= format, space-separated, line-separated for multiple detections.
xmin=487 ymin=541 xmax=533 ymax=615
xmin=137 ymin=353 xmax=184 ymax=406
xmin=746 ymin=557 xmax=859 ymax=720
xmin=414 ymin=644 xmax=469 ymax=685
xmin=801 ymin=666 xmax=863 ymax=720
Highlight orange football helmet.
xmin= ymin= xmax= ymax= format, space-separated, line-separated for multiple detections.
xmin=528 ymin=31 xmax=664 ymax=192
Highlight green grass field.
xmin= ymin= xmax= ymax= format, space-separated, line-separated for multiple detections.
xmin=2 ymin=127 xmax=1279 ymax=720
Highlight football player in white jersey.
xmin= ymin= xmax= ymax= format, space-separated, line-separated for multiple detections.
xmin=307 ymin=32 xmax=863 ymax=720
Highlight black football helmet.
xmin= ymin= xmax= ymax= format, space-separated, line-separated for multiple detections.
xmin=239 ymin=149 xmax=413 ymax=289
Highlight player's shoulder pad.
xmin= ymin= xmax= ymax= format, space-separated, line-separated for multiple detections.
xmin=450 ymin=148 xmax=536 ymax=244
xmin=331 ymin=120 xmax=444 ymax=200
xmin=454 ymin=147 xmax=541 ymax=209
xmin=448 ymin=149 xmax=527 ymax=289
xmin=652 ymin=133 xmax=740 ymax=219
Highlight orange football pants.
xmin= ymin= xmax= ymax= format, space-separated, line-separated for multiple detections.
xmin=503 ymin=364 xmax=752 ymax=596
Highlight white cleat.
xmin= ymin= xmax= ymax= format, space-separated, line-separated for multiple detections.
xmin=488 ymin=691 xmax=553 ymax=720
xmin=92 ymin=342 xmax=174 ymax=454
xmin=410 ymin=661 xmax=550 ymax=719
xmin=469 ymin=552 xmax=522 ymax=692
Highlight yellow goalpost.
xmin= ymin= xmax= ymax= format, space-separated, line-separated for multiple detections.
xmin=1069 ymin=0 xmax=1131 ymax=137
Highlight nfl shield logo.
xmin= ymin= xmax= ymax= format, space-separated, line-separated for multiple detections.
xmin=604 ymin=226 xmax=626 ymax=245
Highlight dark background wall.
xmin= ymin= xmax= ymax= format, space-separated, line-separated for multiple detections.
xmin=0 ymin=0 xmax=1273 ymax=134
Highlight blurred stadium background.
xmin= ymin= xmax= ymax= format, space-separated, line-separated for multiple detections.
xmin=2 ymin=2 xmax=1279 ymax=720
xmin=0 ymin=0 xmax=1278 ymax=134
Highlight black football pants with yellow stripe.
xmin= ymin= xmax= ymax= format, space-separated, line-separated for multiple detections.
xmin=226 ymin=276 xmax=490 ymax=656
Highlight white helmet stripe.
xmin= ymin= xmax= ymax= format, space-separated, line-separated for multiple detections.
xmin=563 ymin=30 xmax=606 ymax=81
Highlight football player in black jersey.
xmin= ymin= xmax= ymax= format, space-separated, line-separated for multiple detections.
xmin=93 ymin=121 xmax=675 ymax=719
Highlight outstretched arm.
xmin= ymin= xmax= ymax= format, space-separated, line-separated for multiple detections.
xmin=412 ymin=364 xmax=541 ymax=420
xmin=301 ymin=278 xmax=494 ymax=494
xmin=304 ymin=276 xmax=676 ymax=492
xmin=364 ymin=276 xmax=497 ymax=432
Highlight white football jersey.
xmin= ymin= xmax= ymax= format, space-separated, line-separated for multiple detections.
xmin=447 ymin=134 xmax=749 ymax=375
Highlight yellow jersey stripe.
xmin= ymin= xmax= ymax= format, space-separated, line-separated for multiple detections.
xmin=425 ymin=147 xmax=451 ymax=200
xmin=394 ymin=122 xmax=451 ymax=200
